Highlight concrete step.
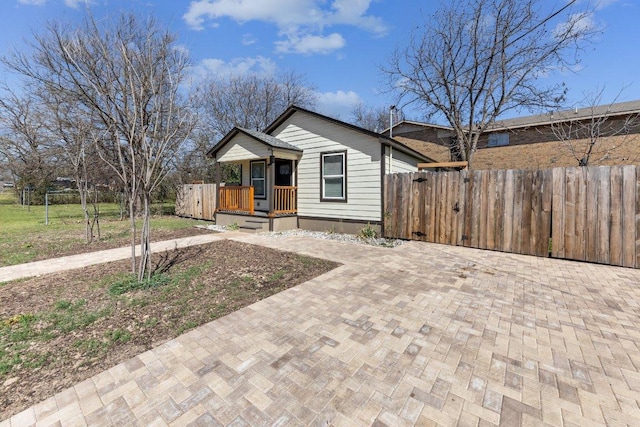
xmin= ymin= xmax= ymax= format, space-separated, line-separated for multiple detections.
xmin=239 ymin=224 xmax=264 ymax=230
xmin=245 ymin=219 xmax=269 ymax=224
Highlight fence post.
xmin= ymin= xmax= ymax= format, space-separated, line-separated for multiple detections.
xmin=45 ymin=192 xmax=49 ymax=225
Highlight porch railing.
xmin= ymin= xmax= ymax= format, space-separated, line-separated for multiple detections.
xmin=217 ymin=185 xmax=297 ymax=215
xmin=274 ymin=186 xmax=297 ymax=214
xmin=218 ymin=186 xmax=254 ymax=214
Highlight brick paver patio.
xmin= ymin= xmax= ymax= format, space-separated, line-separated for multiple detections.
xmin=3 ymin=232 xmax=640 ymax=426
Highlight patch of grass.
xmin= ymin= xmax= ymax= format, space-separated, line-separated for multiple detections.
xmin=268 ymin=270 xmax=286 ymax=282
xmin=143 ymin=317 xmax=158 ymax=328
xmin=107 ymin=329 xmax=131 ymax=343
xmin=54 ymin=300 xmax=73 ymax=310
xmin=0 ymin=300 xmax=111 ymax=374
xmin=44 ymin=300 xmax=110 ymax=334
xmin=108 ymin=274 xmax=171 ymax=296
xmin=0 ymin=192 xmax=210 ymax=267
xmin=227 ymin=221 xmax=240 ymax=231
xmin=73 ymin=338 xmax=107 ymax=356
xmin=177 ymin=321 xmax=198 ymax=335
xmin=297 ymin=255 xmax=317 ymax=267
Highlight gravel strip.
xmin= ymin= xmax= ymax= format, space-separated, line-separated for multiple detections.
xmin=205 ymin=225 xmax=404 ymax=248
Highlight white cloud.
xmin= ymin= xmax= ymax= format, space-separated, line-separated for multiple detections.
xmin=64 ymin=0 xmax=87 ymax=7
xmin=328 ymin=0 xmax=386 ymax=34
xmin=241 ymin=33 xmax=256 ymax=46
xmin=553 ymin=11 xmax=597 ymax=39
xmin=183 ymin=0 xmax=318 ymax=30
xmin=316 ymin=90 xmax=362 ymax=119
xmin=190 ymin=55 xmax=277 ymax=82
xmin=275 ymin=33 xmax=345 ymax=55
xmin=588 ymin=0 xmax=621 ymax=10
xmin=183 ymin=0 xmax=387 ymax=55
xmin=18 ymin=0 xmax=46 ymax=5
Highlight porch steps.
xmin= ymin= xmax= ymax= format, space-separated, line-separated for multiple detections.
xmin=240 ymin=218 xmax=269 ymax=233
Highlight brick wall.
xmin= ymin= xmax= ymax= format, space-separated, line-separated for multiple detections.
xmin=393 ymin=116 xmax=640 ymax=170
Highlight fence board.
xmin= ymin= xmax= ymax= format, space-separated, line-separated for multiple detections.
xmin=470 ymin=172 xmax=481 ymax=248
xmin=540 ymin=170 xmax=553 ymax=257
xmin=449 ymin=172 xmax=460 ymax=246
xmin=610 ymin=167 xmax=623 ymax=266
xmin=585 ymin=168 xmax=599 ymax=262
xmin=511 ymin=171 xmax=524 ymax=254
xmin=551 ymin=168 xmax=565 ymax=258
xmin=494 ymin=170 xmax=506 ymax=252
xmin=574 ymin=169 xmax=587 ymax=261
xmin=529 ymin=170 xmax=541 ymax=256
xmin=636 ymin=168 xmax=640 ymax=268
xmin=456 ymin=170 xmax=468 ymax=246
xmin=622 ymin=166 xmax=636 ymax=267
xmin=463 ymin=170 xmax=474 ymax=247
xmin=503 ymin=169 xmax=515 ymax=253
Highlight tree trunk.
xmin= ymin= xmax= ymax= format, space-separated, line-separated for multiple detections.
xmin=138 ymin=193 xmax=151 ymax=281
xmin=129 ymin=197 xmax=137 ymax=275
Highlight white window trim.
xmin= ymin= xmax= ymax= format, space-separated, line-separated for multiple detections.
xmin=321 ymin=151 xmax=346 ymax=202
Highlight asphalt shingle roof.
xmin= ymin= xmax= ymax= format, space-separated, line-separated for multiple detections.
xmin=236 ymin=127 xmax=302 ymax=152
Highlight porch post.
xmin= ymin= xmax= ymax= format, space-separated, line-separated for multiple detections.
xmin=268 ymin=154 xmax=275 ymax=216
xmin=214 ymin=160 xmax=221 ymax=212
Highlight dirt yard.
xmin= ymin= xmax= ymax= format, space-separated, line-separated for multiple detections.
xmin=0 ymin=239 xmax=340 ymax=419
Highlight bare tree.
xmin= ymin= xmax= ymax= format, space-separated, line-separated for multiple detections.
xmin=382 ymin=0 xmax=595 ymax=167
xmin=0 ymin=88 xmax=59 ymax=197
xmin=45 ymin=94 xmax=102 ymax=242
xmin=197 ymin=70 xmax=316 ymax=139
xmin=350 ymin=102 xmax=404 ymax=133
xmin=552 ymin=90 xmax=640 ymax=166
xmin=180 ymin=70 xmax=316 ymax=183
xmin=3 ymin=11 xmax=195 ymax=279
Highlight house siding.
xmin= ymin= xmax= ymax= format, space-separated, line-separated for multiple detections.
xmin=216 ymin=134 xmax=271 ymax=163
xmin=387 ymin=147 xmax=419 ymax=174
xmin=272 ymin=113 xmax=383 ymax=221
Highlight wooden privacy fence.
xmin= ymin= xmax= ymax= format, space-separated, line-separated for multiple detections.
xmin=175 ymin=184 xmax=217 ymax=220
xmin=384 ymin=165 xmax=640 ymax=268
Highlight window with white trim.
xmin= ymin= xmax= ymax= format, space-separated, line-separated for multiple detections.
xmin=321 ymin=151 xmax=346 ymax=201
xmin=250 ymin=160 xmax=266 ymax=198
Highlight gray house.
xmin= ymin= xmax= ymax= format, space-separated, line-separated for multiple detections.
xmin=207 ymin=105 xmax=433 ymax=233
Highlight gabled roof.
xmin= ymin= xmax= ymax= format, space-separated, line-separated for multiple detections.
xmin=264 ymin=105 xmax=434 ymax=162
xmin=207 ymin=127 xmax=302 ymax=158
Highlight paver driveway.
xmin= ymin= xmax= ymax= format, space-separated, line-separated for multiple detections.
xmin=3 ymin=232 xmax=640 ymax=426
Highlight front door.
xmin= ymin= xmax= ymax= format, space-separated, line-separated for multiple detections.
xmin=275 ymin=159 xmax=293 ymax=186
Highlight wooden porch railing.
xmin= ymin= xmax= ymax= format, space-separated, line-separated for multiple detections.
xmin=217 ymin=185 xmax=297 ymax=215
xmin=274 ymin=186 xmax=297 ymax=214
xmin=218 ymin=186 xmax=254 ymax=214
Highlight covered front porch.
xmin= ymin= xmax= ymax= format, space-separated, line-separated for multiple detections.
xmin=208 ymin=127 xmax=303 ymax=232
xmin=215 ymin=182 xmax=298 ymax=231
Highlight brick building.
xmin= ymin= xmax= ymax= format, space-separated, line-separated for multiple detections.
xmin=387 ymin=100 xmax=640 ymax=170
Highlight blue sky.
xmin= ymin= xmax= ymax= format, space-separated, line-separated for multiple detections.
xmin=2 ymin=0 xmax=639 ymax=123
